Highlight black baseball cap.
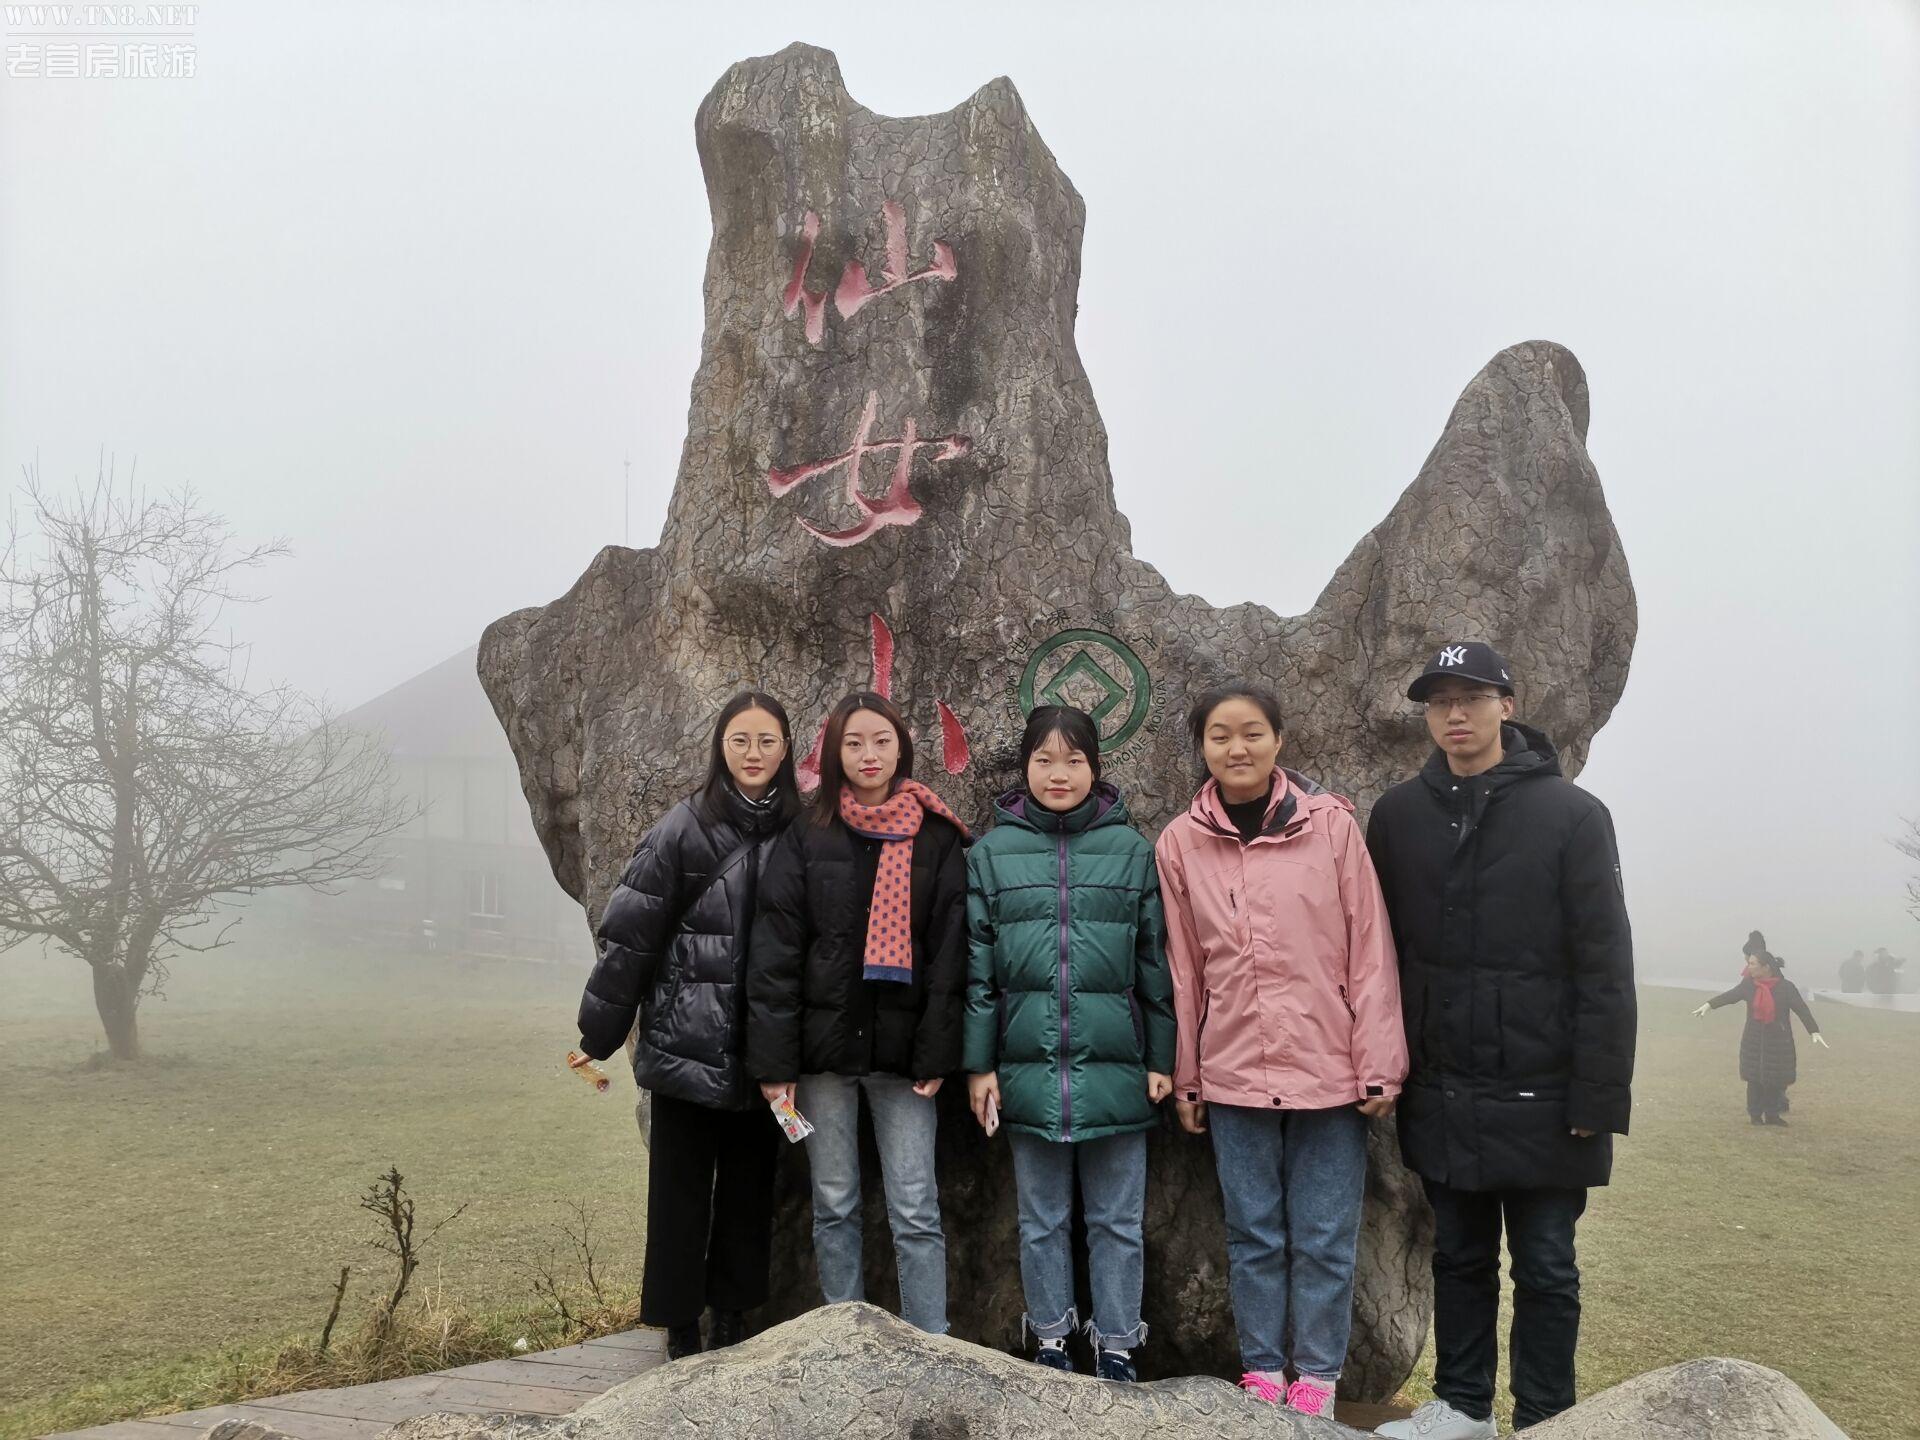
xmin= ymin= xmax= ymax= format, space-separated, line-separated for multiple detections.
xmin=1407 ymin=641 xmax=1515 ymax=702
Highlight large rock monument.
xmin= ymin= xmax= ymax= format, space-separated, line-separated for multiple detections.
xmin=478 ymin=42 xmax=1636 ymax=1399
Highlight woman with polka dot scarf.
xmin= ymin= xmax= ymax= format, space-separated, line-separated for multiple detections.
xmin=746 ymin=691 xmax=970 ymax=1333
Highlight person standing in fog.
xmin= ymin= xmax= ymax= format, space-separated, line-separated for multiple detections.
xmin=1366 ymin=642 xmax=1635 ymax=1440
xmin=578 ymin=691 xmax=800 ymax=1359
xmin=746 ymin=691 xmax=970 ymax=1334
xmin=1837 ymin=949 xmax=1866 ymax=994
xmin=963 ymin=705 xmax=1176 ymax=1381
xmin=1693 ymin=933 xmax=1828 ymax=1125
xmin=1156 ymin=682 xmax=1405 ymax=1417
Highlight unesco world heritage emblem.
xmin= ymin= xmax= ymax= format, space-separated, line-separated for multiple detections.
xmin=1016 ymin=629 xmax=1156 ymax=754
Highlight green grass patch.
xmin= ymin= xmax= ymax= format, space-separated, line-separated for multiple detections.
xmin=2 ymin=949 xmax=1913 ymax=1440
xmin=1393 ymin=985 xmax=1918 ymax=1440
xmin=0 ymin=940 xmax=648 ymax=1439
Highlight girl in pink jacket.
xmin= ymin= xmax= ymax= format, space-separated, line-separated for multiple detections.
xmin=1155 ymin=684 xmax=1407 ymax=1416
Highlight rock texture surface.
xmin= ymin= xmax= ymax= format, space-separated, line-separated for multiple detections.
xmin=378 ymin=1308 xmax=1851 ymax=1440
xmin=385 ymin=1304 xmax=1373 ymax=1440
xmin=1526 ymin=1358 xmax=1850 ymax=1440
xmin=477 ymin=42 xmax=1636 ymax=1398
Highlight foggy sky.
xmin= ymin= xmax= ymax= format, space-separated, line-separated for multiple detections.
xmin=4 ymin=0 xmax=1916 ymax=978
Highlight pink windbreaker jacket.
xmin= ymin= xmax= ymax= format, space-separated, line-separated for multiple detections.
xmin=1155 ymin=767 xmax=1407 ymax=1110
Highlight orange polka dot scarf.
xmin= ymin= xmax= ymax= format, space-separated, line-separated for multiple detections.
xmin=838 ymin=778 xmax=970 ymax=984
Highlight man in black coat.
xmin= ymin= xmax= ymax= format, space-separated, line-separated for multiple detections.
xmin=1366 ymin=642 xmax=1635 ymax=1440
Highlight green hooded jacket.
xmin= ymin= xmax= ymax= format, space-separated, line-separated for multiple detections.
xmin=963 ymin=781 xmax=1176 ymax=1142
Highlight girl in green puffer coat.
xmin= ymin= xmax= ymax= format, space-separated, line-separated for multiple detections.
xmin=964 ymin=705 xmax=1176 ymax=1382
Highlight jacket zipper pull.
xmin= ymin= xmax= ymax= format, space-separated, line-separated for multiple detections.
xmin=1229 ymin=889 xmax=1236 ymax=914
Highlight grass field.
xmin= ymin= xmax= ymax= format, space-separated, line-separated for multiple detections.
xmin=1396 ymin=983 xmax=1919 ymax=1438
xmin=2 ymin=943 xmax=1915 ymax=1439
xmin=0 ymin=940 xmax=650 ymax=1439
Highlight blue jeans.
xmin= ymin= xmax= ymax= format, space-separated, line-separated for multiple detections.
xmin=1006 ymin=1129 xmax=1149 ymax=1351
xmin=1209 ymin=1103 xmax=1368 ymax=1378
xmin=797 ymin=1072 xmax=948 ymax=1334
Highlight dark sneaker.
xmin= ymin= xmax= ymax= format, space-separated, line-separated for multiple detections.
xmin=1033 ymin=1341 xmax=1074 ymax=1372
xmin=707 ymin=1309 xmax=748 ymax=1349
xmin=666 ymin=1320 xmax=703 ymax=1359
xmin=1096 ymin=1349 xmax=1137 ymax=1382
xmin=1766 ymin=1114 xmax=1789 ymax=1126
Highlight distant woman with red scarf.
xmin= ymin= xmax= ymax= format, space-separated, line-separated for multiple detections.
xmin=1692 ymin=930 xmax=1828 ymax=1126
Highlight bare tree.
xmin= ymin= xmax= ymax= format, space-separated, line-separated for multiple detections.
xmin=0 ymin=458 xmax=414 ymax=1059
xmin=1897 ymin=817 xmax=1920 ymax=922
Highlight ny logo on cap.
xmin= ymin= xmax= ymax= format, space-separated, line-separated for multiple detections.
xmin=1438 ymin=645 xmax=1468 ymax=667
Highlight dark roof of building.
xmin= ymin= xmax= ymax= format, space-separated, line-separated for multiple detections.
xmin=339 ymin=647 xmax=513 ymax=760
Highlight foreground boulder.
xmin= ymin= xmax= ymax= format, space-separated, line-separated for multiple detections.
xmin=377 ymin=1306 xmax=1850 ymax=1440
xmin=478 ymin=41 xmax=1637 ymax=1398
xmin=386 ymin=1304 xmax=1371 ymax=1440
xmin=1527 ymin=1357 xmax=1849 ymax=1440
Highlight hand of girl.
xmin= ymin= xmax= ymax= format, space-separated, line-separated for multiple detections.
xmin=968 ymin=1072 xmax=1000 ymax=1128
xmin=1357 ymin=1095 xmax=1397 ymax=1118
xmin=1175 ymin=1098 xmax=1208 ymax=1134
xmin=759 ymin=1081 xmax=793 ymax=1107
xmin=1146 ymin=1072 xmax=1173 ymax=1103
xmin=1811 ymin=1032 xmax=1830 ymax=1048
xmin=912 ymin=1077 xmax=944 ymax=1098
xmin=1690 ymin=1003 xmax=1710 ymax=1017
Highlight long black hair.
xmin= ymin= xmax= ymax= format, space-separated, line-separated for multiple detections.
xmin=695 ymin=690 xmax=801 ymax=827
xmin=1019 ymin=705 xmax=1103 ymax=786
xmin=811 ymin=691 xmax=913 ymax=826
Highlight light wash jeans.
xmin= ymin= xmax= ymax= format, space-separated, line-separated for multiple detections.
xmin=1208 ymin=1103 xmax=1368 ymax=1378
xmin=1007 ymin=1129 xmax=1149 ymax=1351
xmin=797 ymin=1071 xmax=948 ymax=1334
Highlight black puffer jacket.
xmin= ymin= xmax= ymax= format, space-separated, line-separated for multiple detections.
xmin=1707 ymin=976 xmax=1819 ymax=1088
xmin=1365 ymin=723 xmax=1636 ymax=1191
xmin=579 ymin=784 xmax=789 ymax=1109
xmin=746 ymin=810 xmax=968 ymax=1083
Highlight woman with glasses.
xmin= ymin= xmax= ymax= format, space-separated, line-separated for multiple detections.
xmin=1367 ymin=641 xmax=1636 ymax=1440
xmin=578 ymin=691 xmax=801 ymax=1359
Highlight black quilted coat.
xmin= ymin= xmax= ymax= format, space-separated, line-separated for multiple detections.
xmin=1707 ymin=975 xmax=1820 ymax=1089
xmin=578 ymin=784 xmax=789 ymax=1109
xmin=745 ymin=811 xmax=968 ymax=1084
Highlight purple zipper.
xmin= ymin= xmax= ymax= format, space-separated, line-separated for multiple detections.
xmin=1057 ymin=831 xmax=1073 ymax=1142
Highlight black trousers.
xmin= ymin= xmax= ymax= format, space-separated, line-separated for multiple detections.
xmin=1424 ymin=1179 xmax=1588 ymax=1430
xmin=640 ymin=1091 xmax=782 ymax=1327
xmin=1746 ymin=1081 xmax=1789 ymax=1119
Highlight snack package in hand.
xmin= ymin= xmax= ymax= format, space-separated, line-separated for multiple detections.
xmin=566 ymin=1050 xmax=610 ymax=1093
xmin=769 ymin=1093 xmax=815 ymax=1144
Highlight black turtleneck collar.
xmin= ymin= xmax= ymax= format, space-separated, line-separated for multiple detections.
xmin=719 ymin=778 xmax=787 ymax=834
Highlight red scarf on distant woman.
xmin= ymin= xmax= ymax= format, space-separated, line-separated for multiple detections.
xmin=1750 ymin=975 xmax=1779 ymax=1025
xmin=838 ymin=778 xmax=969 ymax=984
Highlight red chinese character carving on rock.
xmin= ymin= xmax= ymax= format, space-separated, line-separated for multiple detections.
xmin=767 ymin=390 xmax=971 ymax=548
xmin=796 ymin=612 xmax=971 ymax=790
xmin=835 ymin=200 xmax=957 ymax=319
xmin=783 ymin=202 xmax=956 ymax=346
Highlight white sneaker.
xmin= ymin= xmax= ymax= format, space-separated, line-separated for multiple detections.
xmin=1375 ymin=1399 xmax=1498 ymax=1440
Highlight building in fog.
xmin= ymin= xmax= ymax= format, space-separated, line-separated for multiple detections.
xmin=269 ymin=648 xmax=585 ymax=963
